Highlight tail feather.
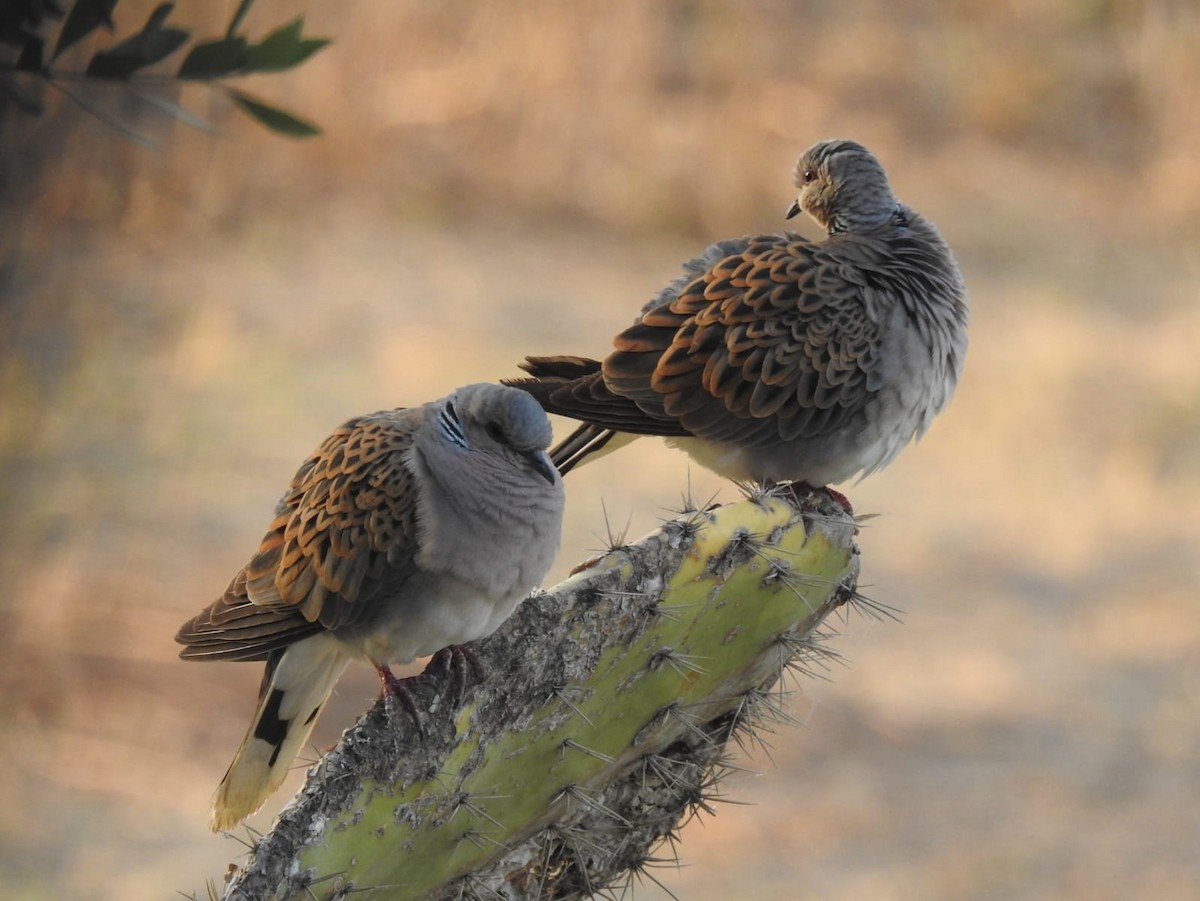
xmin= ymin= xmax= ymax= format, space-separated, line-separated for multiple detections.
xmin=507 ymin=356 xmax=675 ymax=473
xmin=518 ymin=355 xmax=603 ymax=381
xmin=211 ymin=634 xmax=350 ymax=831
xmin=507 ymin=356 xmax=691 ymax=439
xmin=550 ymin=424 xmax=638 ymax=475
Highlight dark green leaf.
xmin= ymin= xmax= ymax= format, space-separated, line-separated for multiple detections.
xmin=135 ymin=24 xmax=188 ymax=64
xmin=8 ymin=0 xmax=67 ymax=26
xmin=17 ymin=35 xmax=44 ymax=71
xmin=178 ymin=36 xmax=248 ymax=79
xmin=53 ymin=0 xmax=117 ymax=60
xmin=244 ymin=17 xmax=329 ymax=73
xmin=142 ymin=1 xmax=172 ymax=31
xmin=225 ymin=0 xmax=255 ymax=39
xmin=86 ymin=28 xmax=189 ymax=78
xmin=84 ymin=2 xmax=188 ymax=79
xmin=85 ymin=49 xmax=142 ymax=79
xmin=2 ymin=1 xmax=63 ymax=50
xmin=227 ymin=88 xmax=320 ymax=138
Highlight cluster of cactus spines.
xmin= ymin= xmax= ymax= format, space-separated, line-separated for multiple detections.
xmin=216 ymin=487 xmax=861 ymax=901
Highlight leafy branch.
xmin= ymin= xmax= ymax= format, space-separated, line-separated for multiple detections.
xmin=1 ymin=0 xmax=329 ymax=139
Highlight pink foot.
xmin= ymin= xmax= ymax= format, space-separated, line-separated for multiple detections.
xmin=818 ymin=484 xmax=854 ymax=515
xmin=777 ymin=480 xmax=854 ymax=516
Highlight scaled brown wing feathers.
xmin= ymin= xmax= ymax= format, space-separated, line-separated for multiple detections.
xmin=176 ymin=411 xmax=421 ymax=661
xmin=601 ymin=235 xmax=882 ymax=449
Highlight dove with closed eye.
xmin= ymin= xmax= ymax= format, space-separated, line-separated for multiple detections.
xmin=176 ymin=383 xmax=564 ymax=831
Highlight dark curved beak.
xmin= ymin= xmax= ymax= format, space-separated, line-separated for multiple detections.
xmin=527 ymin=449 xmax=559 ymax=484
xmin=785 ymin=198 xmax=802 ymax=220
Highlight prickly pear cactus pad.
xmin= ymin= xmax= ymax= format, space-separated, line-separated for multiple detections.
xmin=218 ymin=488 xmax=862 ymax=900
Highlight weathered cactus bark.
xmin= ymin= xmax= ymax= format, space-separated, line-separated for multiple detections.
xmin=218 ymin=488 xmax=861 ymax=900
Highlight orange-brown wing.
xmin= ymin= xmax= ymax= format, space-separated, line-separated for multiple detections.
xmin=174 ymin=570 xmax=320 ymax=662
xmin=604 ymin=233 xmax=884 ymax=448
xmin=176 ymin=410 xmax=421 ymax=661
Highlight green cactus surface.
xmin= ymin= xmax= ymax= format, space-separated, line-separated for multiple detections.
xmin=217 ymin=488 xmax=862 ymax=900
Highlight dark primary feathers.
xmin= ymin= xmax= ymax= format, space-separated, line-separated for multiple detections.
xmin=509 ymin=139 xmax=969 ymax=485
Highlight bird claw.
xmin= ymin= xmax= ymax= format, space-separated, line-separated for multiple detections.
xmin=425 ymin=645 xmax=485 ymax=706
xmin=821 ymin=485 xmax=854 ymax=515
xmin=377 ymin=665 xmax=424 ymax=733
xmin=775 ymin=480 xmax=854 ymax=516
xmin=801 ymin=482 xmax=854 ymax=516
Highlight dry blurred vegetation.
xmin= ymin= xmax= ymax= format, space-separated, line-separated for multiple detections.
xmin=2 ymin=1 xmax=1199 ymax=899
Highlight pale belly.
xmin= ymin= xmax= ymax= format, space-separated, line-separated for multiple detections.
xmin=665 ymin=432 xmax=876 ymax=486
xmin=336 ymin=569 xmax=530 ymax=667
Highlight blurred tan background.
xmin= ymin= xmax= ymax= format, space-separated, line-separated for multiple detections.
xmin=2 ymin=1 xmax=1199 ymax=899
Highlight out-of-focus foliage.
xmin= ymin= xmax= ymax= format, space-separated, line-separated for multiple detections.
xmin=0 ymin=0 xmax=327 ymax=137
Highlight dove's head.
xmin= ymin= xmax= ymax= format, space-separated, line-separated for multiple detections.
xmin=787 ymin=139 xmax=899 ymax=235
xmin=440 ymin=383 xmax=558 ymax=484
